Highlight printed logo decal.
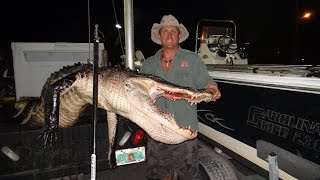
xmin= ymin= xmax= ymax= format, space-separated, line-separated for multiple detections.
xmin=197 ymin=109 xmax=234 ymax=131
xmin=180 ymin=61 xmax=188 ymax=68
xmin=247 ymin=106 xmax=320 ymax=152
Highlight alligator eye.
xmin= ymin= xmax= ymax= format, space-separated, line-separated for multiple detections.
xmin=125 ymin=83 xmax=132 ymax=88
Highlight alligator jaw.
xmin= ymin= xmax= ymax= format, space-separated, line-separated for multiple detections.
xmin=141 ymin=76 xmax=214 ymax=104
xmin=126 ymin=76 xmax=215 ymax=142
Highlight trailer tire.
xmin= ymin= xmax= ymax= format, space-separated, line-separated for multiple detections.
xmin=198 ymin=140 xmax=239 ymax=180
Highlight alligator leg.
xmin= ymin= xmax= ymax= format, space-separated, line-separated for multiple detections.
xmin=39 ymin=77 xmax=76 ymax=148
xmin=107 ymin=111 xmax=118 ymax=168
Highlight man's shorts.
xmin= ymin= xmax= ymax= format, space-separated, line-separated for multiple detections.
xmin=146 ymin=137 xmax=204 ymax=180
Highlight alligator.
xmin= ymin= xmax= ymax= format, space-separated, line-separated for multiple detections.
xmin=14 ymin=62 xmax=216 ymax=164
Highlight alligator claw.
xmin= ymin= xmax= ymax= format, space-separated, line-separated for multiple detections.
xmin=108 ymin=160 xmax=117 ymax=170
xmin=38 ymin=125 xmax=58 ymax=149
xmin=107 ymin=151 xmax=117 ymax=169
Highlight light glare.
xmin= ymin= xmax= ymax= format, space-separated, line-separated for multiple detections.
xmin=302 ymin=12 xmax=312 ymax=19
xmin=116 ymin=24 xmax=122 ymax=29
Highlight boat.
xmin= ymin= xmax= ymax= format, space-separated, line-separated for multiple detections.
xmin=195 ymin=19 xmax=320 ymax=180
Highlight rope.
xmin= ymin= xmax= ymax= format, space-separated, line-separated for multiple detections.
xmin=112 ymin=0 xmax=125 ymax=56
xmin=87 ymin=0 xmax=91 ymax=62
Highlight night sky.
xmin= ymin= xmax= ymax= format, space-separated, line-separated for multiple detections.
xmin=0 ymin=0 xmax=319 ymax=66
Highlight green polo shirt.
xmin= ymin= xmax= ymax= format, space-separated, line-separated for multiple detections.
xmin=139 ymin=47 xmax=216 ymax=131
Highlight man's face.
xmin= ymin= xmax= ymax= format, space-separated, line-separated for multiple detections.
xmin=159 ymin=26 xmax=180 ymax=49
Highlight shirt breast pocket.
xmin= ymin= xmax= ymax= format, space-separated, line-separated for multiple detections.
xmin=177 ymin=68 xmax=192 ymax=87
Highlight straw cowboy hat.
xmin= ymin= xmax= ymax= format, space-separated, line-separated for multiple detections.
xmin=151 ymin=14 xmax=189 ymax=45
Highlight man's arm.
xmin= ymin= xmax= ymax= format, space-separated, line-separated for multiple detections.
xmin=205 ymin=82 xmax=221 ymax=101
xmin=191 ymin=53 xmax=221 ymax=101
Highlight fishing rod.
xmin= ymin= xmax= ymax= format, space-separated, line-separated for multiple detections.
xmin=91 ymin=24 xmax=99 ymax=180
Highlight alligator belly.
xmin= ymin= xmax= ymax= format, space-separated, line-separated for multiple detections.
xmin=58 ymin=88 xmax=87 ymax=127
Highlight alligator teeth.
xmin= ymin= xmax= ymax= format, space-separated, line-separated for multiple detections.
xmin=192 ymin=130 xmax=198 ymax=135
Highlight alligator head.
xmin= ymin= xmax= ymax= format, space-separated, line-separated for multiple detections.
xmin=98 ymin=69 xmax=215 ymax=144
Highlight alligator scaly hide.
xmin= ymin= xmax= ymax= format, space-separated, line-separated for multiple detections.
xmin=14 ymin=62 xmax=216 ymax=165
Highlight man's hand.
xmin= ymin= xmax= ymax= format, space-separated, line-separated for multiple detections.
xmin=205 ymin=83 xmax=221 ymax=101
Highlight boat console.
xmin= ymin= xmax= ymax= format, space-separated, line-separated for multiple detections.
xmin=196 ymin=20 xmax=248 ymax=65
